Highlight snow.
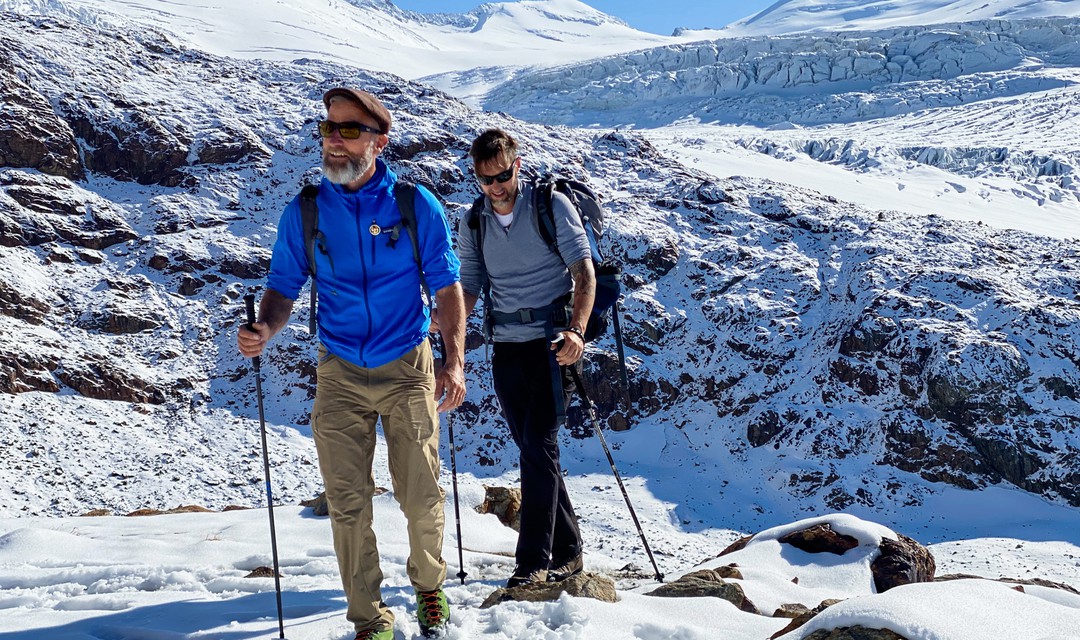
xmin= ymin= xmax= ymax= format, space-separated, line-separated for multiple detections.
xmin=721 ymin=0 xmax=1080 ymax=37
xmin=0 ymin=0 xmax=691 ymax=79
xmin=2 ymin=0 xmax=1080 ymax=638
xmin=3 ymin=505 xmax=1080 ymax=638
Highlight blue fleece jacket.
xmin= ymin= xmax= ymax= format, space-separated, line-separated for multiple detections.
xmin=267 ymin=160 xmax=460 ymax=369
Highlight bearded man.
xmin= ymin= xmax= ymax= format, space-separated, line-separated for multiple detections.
xmin=238 ymin=87 xmax=465 ymax=640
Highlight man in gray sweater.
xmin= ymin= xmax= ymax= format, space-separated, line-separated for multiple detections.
xmin=457 ymin=128 xmax=596 ymax=587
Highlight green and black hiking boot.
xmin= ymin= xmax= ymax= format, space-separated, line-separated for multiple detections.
xmin=353 ymin=627 xmax=393 ymax=640
xmin=416 ymin=588 xmax=450 ymax=637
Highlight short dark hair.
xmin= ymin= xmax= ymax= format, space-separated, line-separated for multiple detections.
xmin=469 ymin=128 xmax=518 ymax=167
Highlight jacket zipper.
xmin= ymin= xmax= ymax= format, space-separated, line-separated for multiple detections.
xmin=357 ymin=206 xmax=375 ymax=367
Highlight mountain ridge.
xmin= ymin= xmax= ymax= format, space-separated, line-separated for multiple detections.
xmin=1 ymin=9 xmax=1078 ymax=522
xmin=722 ymin=0 xmax=1080 ymax=36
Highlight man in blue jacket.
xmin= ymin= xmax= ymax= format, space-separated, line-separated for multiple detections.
xmin=238 ymin=87 xmax=465 ymax=640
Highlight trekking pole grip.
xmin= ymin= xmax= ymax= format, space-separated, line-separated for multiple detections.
xmin=243 ymin=293 xmax=261 ymax=372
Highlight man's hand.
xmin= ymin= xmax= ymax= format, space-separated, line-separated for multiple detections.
xmin=434 ymin=359 xmax=465 ymax=412
xmin=238 ymin=321 xmax=272 ymax=358
xmin=552 ymin=330 xmax=585 ymax=366
xmin=237 ymin=290 xmax=294 ymax=359
xmin=432 ymin=283 xmax=467 ymax=412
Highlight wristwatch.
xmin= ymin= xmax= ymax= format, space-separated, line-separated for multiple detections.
xmin=567 ymin=326 xmax=585 ymax=342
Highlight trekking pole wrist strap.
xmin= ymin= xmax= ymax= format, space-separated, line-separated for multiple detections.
xmin=566 ymin=326 xmax=585 ymax=341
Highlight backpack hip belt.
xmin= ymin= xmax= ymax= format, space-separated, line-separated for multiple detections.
xmin=488 ymin=294 xmax=571 ymax=328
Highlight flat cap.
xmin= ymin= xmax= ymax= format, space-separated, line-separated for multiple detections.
xmin=322 ymin=87 xmax=391 ymax=134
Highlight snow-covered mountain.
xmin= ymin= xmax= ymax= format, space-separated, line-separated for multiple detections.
xmin=477 ymin=16 xmax=1080 ymax=239
xmin=3 ymin=3 xmax=1078 ymax=520
xmin=720 ymin=0 xmax=1080 ymax=37
xmin=3 ymin=1 xmax=1080 ymax=638
xmin=0 ymin=0 xmax=684 ymax=79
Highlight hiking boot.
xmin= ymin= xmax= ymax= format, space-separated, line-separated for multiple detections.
xmin=506 ymin=567 xmax=548 ymax=588
xmin=548 ymin=553 xmax=583 ymax=582
xmin=415 ymin=588 xmax=450 ymax=637
xmin=354 ymin=628 xmax=393 ymax=640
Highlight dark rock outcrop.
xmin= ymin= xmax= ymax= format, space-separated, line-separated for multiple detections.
xmin=779 ymin=523 xmax=859 ymax=555
xmin=871 ymin=534 xmax=936 ymax=593
xmin=803 ymin=628 xmax=909 ymax=640
xmin=0 ymin=65 xmax=84 ymax=180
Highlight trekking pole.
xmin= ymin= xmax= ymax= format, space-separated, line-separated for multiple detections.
xmin=244 ymin=293 xmax=287 ymax=639
xmin=568 ymin=366 xmax=663 ymax=582
xmin=434 ymin=334 xmax=468 ymax=584
xmin=610 ymin=299 xmax=632 ymax=412
xmin=446 ymin=409 xmax=468 ymax=585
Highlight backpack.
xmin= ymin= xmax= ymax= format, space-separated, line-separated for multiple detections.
xmin=531 ymin=176 xmax=621 ymax=343
xmin=300 ymin=181 xmax=428 ymax=335
xmin=467 ymin=175 xmax=629 ymax=391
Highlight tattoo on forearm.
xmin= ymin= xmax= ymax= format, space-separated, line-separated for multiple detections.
xmin=569 ymin=259 xmax=595 ymax=297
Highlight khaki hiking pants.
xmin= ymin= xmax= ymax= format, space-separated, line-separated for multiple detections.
xmin=311 ymin=340 xmax=447 ymax=632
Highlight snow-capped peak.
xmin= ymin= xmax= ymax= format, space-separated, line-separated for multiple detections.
xmin=721 ymin=0 xmax=1080 ymax=36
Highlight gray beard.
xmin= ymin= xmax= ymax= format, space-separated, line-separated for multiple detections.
xmin=322 ymin=157 xmax=364 ymax=185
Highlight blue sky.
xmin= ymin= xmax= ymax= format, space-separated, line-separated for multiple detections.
xmin=393 ymin=0 xmax=778 ymax=35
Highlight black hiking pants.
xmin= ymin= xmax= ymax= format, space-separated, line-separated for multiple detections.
xmin=492 ymin=338 xmax=583 ymax=574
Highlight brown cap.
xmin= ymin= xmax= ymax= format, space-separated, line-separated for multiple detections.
xmin=322 ymin=88 xmax=391 ymax=134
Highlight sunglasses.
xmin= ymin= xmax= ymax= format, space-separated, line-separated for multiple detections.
xmin=475 ymin=165 xmax=516 ymax=186
xmin=318 ymin=120 xmax=382 ymax=139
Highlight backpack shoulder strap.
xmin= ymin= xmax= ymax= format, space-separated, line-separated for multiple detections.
xmin=468 ymin=193 xmax=486 ymax=242
xmin=467 ymin=195 xmax=495 ymax=341
xmin=392 ymin=180 xmax=431 ymax=304
xmin=300 ymin=184 xmax=320 ymax=335
xmin=533 ymin=176 xmax=560 ymax=257
xmin=300 ymin=184 xmax=320 ymax=275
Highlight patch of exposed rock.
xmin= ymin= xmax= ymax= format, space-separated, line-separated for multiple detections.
xmin=480 ymin=571 xmax=617 ymax=608
xmin=802 ymin=628 xmax=909 ymax=640
xmin=646 ymin=566 xmax=759 ymax=614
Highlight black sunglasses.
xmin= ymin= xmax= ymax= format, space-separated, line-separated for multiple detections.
xmin=476 ymin=165 xmax=516 ymax=186
xmin=318 ymin=120 xmax=382 ymax=139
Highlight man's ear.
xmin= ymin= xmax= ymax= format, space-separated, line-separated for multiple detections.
xmin=375 ymin=134 xmax=389 ymax=154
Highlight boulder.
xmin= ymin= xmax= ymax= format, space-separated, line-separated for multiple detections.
xmin=770 ymin=599 xmax=844 ymax=639
xmin=871 ymin=533 xmax=936 ymax=593
xmin=480 ymin=571 xmax=616 ymax=609
xmin=778 ymin=523 xmax=859 ymax=555
xmin=646 ymin=567 xmax=759 ymax=614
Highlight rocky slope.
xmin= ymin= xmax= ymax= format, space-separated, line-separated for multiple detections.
xmin=1 ymin=11 xmax=1078 ymax=517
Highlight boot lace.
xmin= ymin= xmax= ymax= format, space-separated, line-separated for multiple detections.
xmin=418 ymin=589 xmax=447 ymax=627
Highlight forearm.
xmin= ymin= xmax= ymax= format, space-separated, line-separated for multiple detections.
xmin=463 ymin=291 xmax=479 ymax=317
xmin=259 ymin=289 xmax=295 ymax=339
xmin=568 ymin=259 xmax=595 ymax=333
xmin=435 ymin=283 xmax=466 ymax=367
